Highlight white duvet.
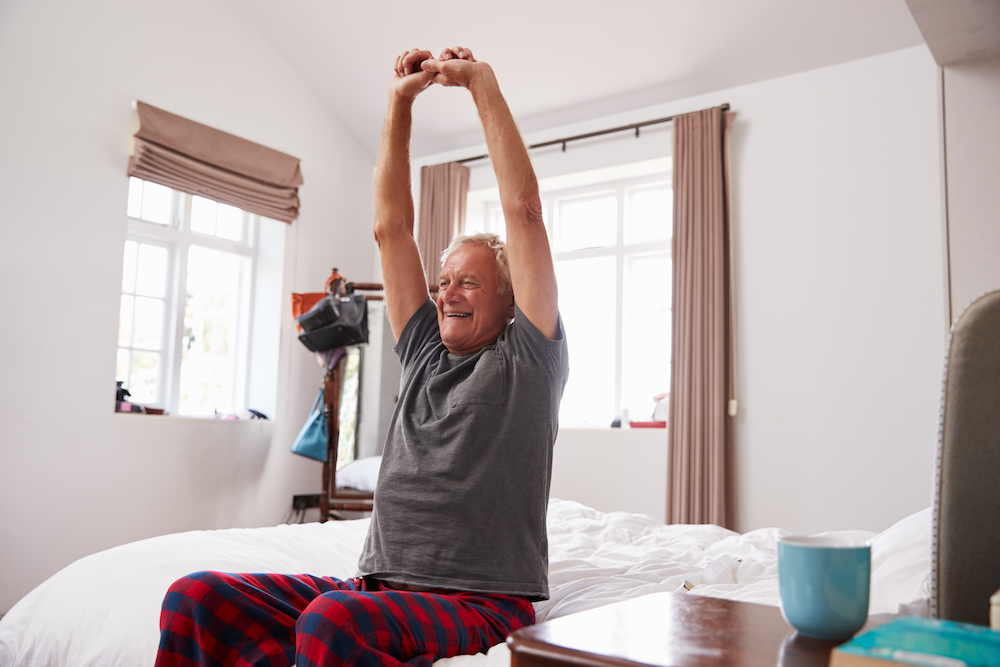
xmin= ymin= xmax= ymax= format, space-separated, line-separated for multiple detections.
xmin=0 ymin=499 xmax=931 ymax=667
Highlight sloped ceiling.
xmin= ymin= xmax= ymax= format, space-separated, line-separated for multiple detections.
xmin=906 ymin=0 xmax=1000 ymax=66
xmin=229 ymin=0 xmax=928 ymax=158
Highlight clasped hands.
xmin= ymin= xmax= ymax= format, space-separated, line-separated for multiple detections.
xmin=390 ymin=46 xmax=487 ymax=101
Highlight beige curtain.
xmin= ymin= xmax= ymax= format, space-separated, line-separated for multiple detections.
xmin=418 ymin=163 xmax=470 ymax=284
xmin=128 ymin=101 xmax=303 ymax=223
xmin=667 ymin=107 xmax=737 ymax=528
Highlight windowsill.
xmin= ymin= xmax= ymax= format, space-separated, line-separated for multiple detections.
xmin=113 ymin=410 xmax=274 ymax=424
xmin=560 ymin=426 xmax=667 ymax=434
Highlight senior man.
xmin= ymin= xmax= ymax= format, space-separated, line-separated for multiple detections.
xmin=155 ymin=46 xmax=568 ymax=667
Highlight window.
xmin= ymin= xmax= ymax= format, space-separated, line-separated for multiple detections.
xmin=467 ymin=170 xmax=672 ymax=428
xmin=117 ymin=177 xmax=284 ymax=417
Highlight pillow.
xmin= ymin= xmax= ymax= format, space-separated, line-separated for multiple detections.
xmin=869 ymin=507 xmax=932 ymax=616
xmin=336 ymin=456 xmax=382 ymax=492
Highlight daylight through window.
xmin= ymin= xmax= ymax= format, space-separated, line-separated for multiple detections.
xmin=466 ymin=172 xmax=672 ymax=428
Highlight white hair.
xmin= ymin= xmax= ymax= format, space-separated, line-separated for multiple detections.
xmin=440 ymin=233 xmax=512 ymax=296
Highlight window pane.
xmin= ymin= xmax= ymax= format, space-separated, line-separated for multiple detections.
xmin=116 ymin=348 xmax=131 ymax=385
xmin=178 ymin=245 xmax=249 ymax=416
xmin=127 ymin=177 xmax=143 ymax=219
xmin=244 ymin=215 xmax=256 ymax=248
xmin=627 ymin=185 xmax=671 ymax=245
xmin=140 ymin=181 xmax=172 ymax=225
xmin=135 ymin=244 xmax=168 ymax=297
xmin=488 ymin=208 xmax=507 ymax=242
xmin=554 ymin=256 xmax=616 ymax=427
xmin=133 ymin=296 xmax=164 ymax=350
xmin=627 ymin=254 xmax=671 ymax=312
xmin=122 ymin=240 xmax=138 ymax=293
xmin=555 ymin=195 xmax=616 ymax=252
xmin=190 ymin=195 xmax=217 ymax=235
xmin=129 ymin=350 xmax=159 ymax=404
xmin=623 ymin=310 xmax=670 ymax=421
xmin=622 ymin=254 xmax=671 ymax=421
xmin=118 ymin=294 xmax=134 ymax=346
xmin=216 ymin=203 xmax=242 ymax=241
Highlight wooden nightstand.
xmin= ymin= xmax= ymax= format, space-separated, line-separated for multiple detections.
xmin=508 ymin=592 xmax=892 ymax=667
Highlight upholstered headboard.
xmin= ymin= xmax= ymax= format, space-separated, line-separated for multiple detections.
xmin=932 ymin=289 xmax=1000 ymax=626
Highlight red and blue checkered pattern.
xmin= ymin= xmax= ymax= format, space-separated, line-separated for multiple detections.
xmin=155 ymin=572 xmax=535 ymax=667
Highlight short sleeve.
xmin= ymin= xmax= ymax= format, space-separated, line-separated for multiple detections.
xmin=394 ymin=300 xmax=439 ymax=369
xmin=502 ymin=305 xmax=569 ymax=380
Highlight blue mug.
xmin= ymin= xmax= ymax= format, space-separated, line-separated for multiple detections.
xmin=777 ymin=536 xmax=871 ymax=640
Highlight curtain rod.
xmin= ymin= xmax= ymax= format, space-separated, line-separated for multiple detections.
xmin=451 ymin=103 xmax=730 ymax=165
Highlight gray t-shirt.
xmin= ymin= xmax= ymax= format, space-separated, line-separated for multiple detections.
xmin=357 ymin=300 xmax=569 ymax=600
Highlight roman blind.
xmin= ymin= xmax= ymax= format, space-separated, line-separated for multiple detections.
xmin=128 ymin=101 xmax=303 ymax=223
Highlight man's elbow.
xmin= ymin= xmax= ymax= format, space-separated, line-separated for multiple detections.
xmin=506 ymin=194 xmax=545 ymax=229
xmin=373 ymin=217 xmax=412 ymax=249
xmin=374 ymin=213 xmax=406 ymax=235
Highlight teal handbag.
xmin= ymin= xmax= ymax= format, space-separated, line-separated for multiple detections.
xmin=290 ymin=388 xmax=328 ymax=461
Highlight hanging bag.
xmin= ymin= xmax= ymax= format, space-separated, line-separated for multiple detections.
xmin=296 ymin=289 xmax=369 ymax=352
xmin=290 ymin=388 xmax=328 ymax=461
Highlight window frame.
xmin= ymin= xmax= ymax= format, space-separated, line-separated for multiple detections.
xmin=119 ymin=179 xmax=263 ymax=416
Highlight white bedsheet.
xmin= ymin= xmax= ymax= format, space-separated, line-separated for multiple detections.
xmin=0 ymin=499 xmax=931 ymax=667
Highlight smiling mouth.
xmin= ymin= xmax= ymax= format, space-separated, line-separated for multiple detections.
xmin=446 ymin=313 xmax=471 ymax=318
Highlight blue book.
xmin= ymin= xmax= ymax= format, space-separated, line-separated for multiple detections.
xmin=831 ymin=616 xmax=1000 ymax=667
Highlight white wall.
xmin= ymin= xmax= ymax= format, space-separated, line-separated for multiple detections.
xmin=729 ymin=47 xmax=944 ymax=534
xmin=418 ymin=46 xmax=947 ymax=535
xmin=0 ymin=0 xmax=376 ymax=613
xmin=943 ymin=53 xmax=1000 ymax=319
xmin=551 ymin=429 xmax=668 ymax=523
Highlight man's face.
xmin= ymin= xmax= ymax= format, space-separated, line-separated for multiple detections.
xmin=436 ymin=243 xmax=514 ymax=356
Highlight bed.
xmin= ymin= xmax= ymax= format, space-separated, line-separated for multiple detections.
xmin=3 ymin=288 xmax=997 ymax=667
xmin=0 ymin=496 xmax=931 ymax=667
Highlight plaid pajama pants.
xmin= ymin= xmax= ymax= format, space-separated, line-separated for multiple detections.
xmin=154 ymin=571 xmax=536 ymax=667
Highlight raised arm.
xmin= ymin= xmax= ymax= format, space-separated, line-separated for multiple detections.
xmin=423 ymin=48 xmax=560 ymax=340
xmin=373 ymin=49 xmax=435 ymax=341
